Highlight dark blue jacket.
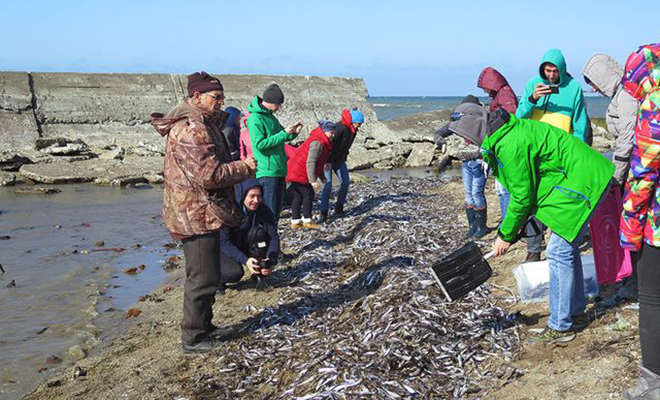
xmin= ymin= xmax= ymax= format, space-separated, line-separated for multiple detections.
xmin=221 ymin=106 xmax=242 ymax=161
xmin=219 ymin=178 xmax=280 ymax=264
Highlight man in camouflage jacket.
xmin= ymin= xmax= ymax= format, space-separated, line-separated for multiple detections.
xmin=152 ymin=71 xmax=257 ymax=353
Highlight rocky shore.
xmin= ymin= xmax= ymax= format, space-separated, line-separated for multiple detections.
xmin=0 ymin=72 xmax=614 ymax=187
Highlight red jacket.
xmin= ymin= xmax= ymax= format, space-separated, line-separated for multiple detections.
xmin=286 ymin=127 xmax=332 ymax=185
xmin=477 ymin=67 xmax=519 ymax=113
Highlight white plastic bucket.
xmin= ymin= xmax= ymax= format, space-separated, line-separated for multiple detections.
xmin=512 ymin=254 xmax=599 ymax=303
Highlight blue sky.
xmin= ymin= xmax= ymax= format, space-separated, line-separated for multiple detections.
xmin=0 ymin=0 xmax=656 ymax=96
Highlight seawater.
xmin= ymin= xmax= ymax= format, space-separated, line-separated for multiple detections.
xmin=369 ymin=95 xmax=610 ymax=121
xmin=0 ymin=185 xmax=177 ymax=400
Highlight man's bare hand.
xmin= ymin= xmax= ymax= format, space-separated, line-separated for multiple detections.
xmin=246 ymin=258 xmax=261 ymax=274
xmin=244 ymin=157 xmax=257 ymax=171
xmin=492 ymin=237 xmax=512 ymax=257
xmin=532 ymin=83 xmax=553 ymax=100
xmin=286 ymin=121 xmax=303 ymax=135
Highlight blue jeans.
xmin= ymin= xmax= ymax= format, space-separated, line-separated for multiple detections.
xmin=320 ymin=162 xmax=350 ymax=213
xmin=462 ymin=160 xmax=486 ymax=209
xmin=258 ymin=177 xmax=285 ymax=222
xmin=546 ymin=227 xmax=587 ymax=331
xmin=495 ymin=180 xmax=510 ymax=221
xmin=546 ymin=184 xmax=610 ymax=331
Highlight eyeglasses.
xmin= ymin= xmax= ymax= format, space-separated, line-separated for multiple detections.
xmin=450 ymin=112 xmax=464 ymax=122
xmin=203 ymin=93 xmax=225 ymax=100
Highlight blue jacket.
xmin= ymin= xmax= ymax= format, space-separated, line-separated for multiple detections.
xmin=219 ymin=178 xmax=280 ymax=264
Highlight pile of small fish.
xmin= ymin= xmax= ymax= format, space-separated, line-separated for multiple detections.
xmin=198 ymin=176 xmax=523 ymax=399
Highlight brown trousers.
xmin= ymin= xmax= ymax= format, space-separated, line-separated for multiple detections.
xmin=181 ymin=232 xmax=221 ymax=344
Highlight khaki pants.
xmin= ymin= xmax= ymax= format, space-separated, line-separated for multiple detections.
xmin=181 ymin=232 xmax=221 ymax=344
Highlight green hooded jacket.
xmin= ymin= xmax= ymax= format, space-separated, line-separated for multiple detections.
xmin=246 ymin=96 xmax=297 ymax=178
xmin=482 ymin=115 xmax=614 ymax=242
xmin=516 ymin=49 xmax=589 ymax=142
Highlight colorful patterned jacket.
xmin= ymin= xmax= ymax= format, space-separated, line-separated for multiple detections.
xmin=152 ymin=98 xmax=254 ymax=238
xmin=620 ymin=43 xmax=660 ymax=250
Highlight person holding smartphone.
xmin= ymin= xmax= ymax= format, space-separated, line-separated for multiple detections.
xmin=515 ymin=48 xmax=590 ymax=262
xmin=247 ymin=83 xmax=303 ymax=222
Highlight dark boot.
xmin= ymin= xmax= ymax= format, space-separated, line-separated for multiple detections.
xmin=318 ymin=210 xmax=329 ymax=223
xmin=333 ymin=204 xmax=345 ymax=217
xmin=465 ymin=208 xmax=477 ymax=237
xmin=473 ymin=209 xmax=492 ymax=239
xmin=525 ymin=252 xmax=541 ymax=262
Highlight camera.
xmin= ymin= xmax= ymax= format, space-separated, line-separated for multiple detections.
xmin=548 ymin=84 xmax=559 ymax=94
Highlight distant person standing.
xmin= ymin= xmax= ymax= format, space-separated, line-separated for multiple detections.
xmin=151 ymin=71 xmax=257 ymax=353
xmin=319 ymin=107 xmax=363 ymax=222
xmin=582 ymin=53 xmax=640 ymax=307
xmin=247 ymin=84 xmax=303 ymax=222
xmin=477 ymin=67 xmax=519 ymax=222
xmin=434 ymin=95 xmax=491 ymax=238
xmin=286 ymin=120 xmax=336 ymax=229
xmin=516 ymin=49 xmax=589 ymax=262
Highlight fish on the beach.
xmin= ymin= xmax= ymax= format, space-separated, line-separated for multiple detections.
xmin=191 ymin=176 xmax=522 ymax=399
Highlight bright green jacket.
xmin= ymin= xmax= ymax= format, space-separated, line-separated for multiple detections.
xmin=516 ymin=49 xmax=589 ymax=142
xmin=482 ymin=115 xmax=614 ymax=242
xmin=246 ymin=96 xmax=297 ymax=178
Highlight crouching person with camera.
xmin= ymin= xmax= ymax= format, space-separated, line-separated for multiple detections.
xmin=219 ymin=179 xmax=280 ymax=290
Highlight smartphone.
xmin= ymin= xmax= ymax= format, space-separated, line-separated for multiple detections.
xmin=548 ymin=85 xmax=559 ymax=94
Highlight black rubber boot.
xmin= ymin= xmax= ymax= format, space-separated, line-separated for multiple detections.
xmin=333 ymin=205 xmax=345 ymax=217
xmin=465 ymin=208 xmax=477 ymax=237
xmin=319 ymin=210 xmax=329 ymax=223
xmin=473 ymin=209 xmax=492 ymax=239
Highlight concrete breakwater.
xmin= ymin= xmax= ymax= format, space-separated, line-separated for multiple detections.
xmin=0 ymin=72 xmax=442 ymax=186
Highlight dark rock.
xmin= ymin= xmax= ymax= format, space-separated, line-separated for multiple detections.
xmin=46 ymin=378 xmax=63 ymax=387
xmin=45 ymin=355 xmax=62 ymax=365
xmin=0 ymin=235 xmax=10 ymax=240
xmin=0 ymin=152 xmax=33 ymax=172
xmin=94 ymin=240 xmax=105 ymax=247
xmin=15 ymin=187 xmax=62 ymax=195
xmin=7 ymin=279 xmax=16 ymax=288
xmin=72 ymin=366 xmax=87 ymax=379
xmin=0 ymin=172 xmax=17 ymax=186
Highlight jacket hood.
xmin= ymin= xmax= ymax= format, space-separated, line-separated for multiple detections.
xmin=309 ymin=125 xmax=332 ymax=144
xmin=242 ymin=112 xmax=250 ymax=129
xmin=151 ymin=98 xmax=197 ymax=137
xmin=622 ymin=43 xmax=660 ymax=102
xmin=234 ymin=177 xmax=263 ymax=206
xmin=341 ymin=109 xmax=356 ymax=134
xmin=247 ymin=96 xmax=271 ymax=115
xmin=582 ymin=54 xmax=623 ymax=98
xmin=539 ymin=49 xmax=568 ymax=85
xmin=224 ymin=106 xmax=242 ymax=129
xmin=448 ymin=103 xmax=489 ymax=146
xmin=478 ymin=67 xmax=509 ymax=92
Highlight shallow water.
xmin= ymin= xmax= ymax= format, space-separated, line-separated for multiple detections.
xmin=0 ymin=184 xmax=177 ymax=400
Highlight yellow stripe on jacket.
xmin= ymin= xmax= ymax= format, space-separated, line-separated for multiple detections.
xmin=531 ymin=109 xmax=573 ymax=134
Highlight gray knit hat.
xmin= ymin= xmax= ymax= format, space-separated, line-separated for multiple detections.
xmin=447 ymin=103 xmax=489 ymax=146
